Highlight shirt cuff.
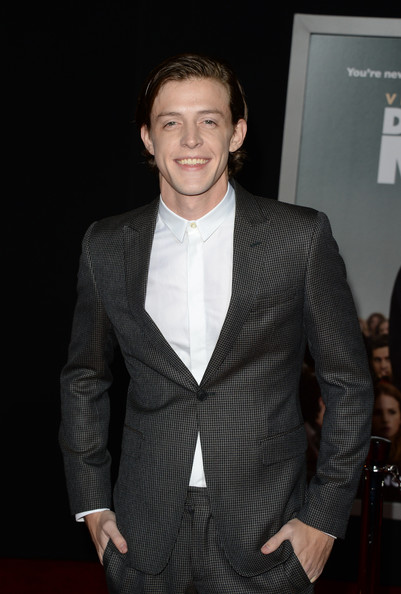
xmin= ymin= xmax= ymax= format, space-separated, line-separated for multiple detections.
xmin=75 ymin=508 xmax=110 ymax=522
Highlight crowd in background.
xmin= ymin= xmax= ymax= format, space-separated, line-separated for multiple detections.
xmin=300 ymin=267 xmax=401 ymax=501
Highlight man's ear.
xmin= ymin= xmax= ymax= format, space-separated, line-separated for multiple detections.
xmin=141 ymin=125 xmax=154 ymax=155
xmin=229 ymin=118 xmax=247 ymax=153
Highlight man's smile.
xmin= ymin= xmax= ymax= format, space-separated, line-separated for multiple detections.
xmin=176 ymin=158 xmax=209 ymax=165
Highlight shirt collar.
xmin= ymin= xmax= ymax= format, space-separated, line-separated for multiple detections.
xmin=158 ymin=183 xmax=235 ymax=243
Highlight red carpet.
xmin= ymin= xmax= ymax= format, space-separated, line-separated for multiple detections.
xmin=0 ymin=559 xmax=108 ymax=594
xmin=1 ymin=558 xmax=401 ymax=593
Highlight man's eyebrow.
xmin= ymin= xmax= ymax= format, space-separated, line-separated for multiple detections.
xmin=156 ymin=111 xmax=181 ymax=119
xmin=156 ymin=109 xmax=225 ymax=119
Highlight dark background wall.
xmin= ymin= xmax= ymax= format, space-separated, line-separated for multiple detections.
xmin=4 ymin=0 xmax=400 ymax=579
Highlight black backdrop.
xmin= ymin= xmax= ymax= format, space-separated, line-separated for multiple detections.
xmin=4 ymin=0 xmax=401 ymax=576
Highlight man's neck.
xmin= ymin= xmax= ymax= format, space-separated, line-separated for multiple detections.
xmin=159 ymin=179 xmax=229 ymax=220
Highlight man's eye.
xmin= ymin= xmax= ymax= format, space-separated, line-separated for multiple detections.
xmin=203 ymin=119 xmax=216 ymax=126
xmin=164 ymin=121 xmax=177 ymax=127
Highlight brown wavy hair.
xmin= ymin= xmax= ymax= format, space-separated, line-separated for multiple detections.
xmin=135 ymin=53 xmax=248 ymax=178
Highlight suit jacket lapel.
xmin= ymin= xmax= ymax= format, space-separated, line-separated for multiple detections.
xmin=201 ymin=184 xmax=271 ymax=386
xmin=123 ymin=199 xmax=196 ymax=386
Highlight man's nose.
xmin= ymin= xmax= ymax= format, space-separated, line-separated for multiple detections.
xmin=181 ymin=124 xmax=202 ymax=148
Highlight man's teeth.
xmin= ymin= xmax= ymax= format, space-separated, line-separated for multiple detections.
xmin=178 ymin=158 xmax=207 ymax=165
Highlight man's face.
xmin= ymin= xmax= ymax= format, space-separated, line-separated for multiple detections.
xmin=141 ymin=77 xmax=246 ymax=216
xmin=372 ymin=394 xmax=401 ymax=439
xmin=371 ymin=346 xmax=392 ymax=379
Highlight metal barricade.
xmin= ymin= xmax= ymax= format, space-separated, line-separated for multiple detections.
xmin=357 ymin=436 xmax=401 ymax=594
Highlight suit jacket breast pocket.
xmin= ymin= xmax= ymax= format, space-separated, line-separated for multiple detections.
xmin=246 ymin=288 xmax=299 ymax=345
xmin=252 ymin=287 xmax=297 ymax=311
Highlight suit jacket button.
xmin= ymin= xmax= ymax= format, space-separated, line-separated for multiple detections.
xmin=196 ymin=389 xmax=208 ymax=401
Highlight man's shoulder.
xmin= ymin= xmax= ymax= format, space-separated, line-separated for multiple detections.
xmin=86 ymin=198 xmax=159 ymax=237
xmin=233 ymin=180 xmax=320 ymax=225
xmin=255 ymin=194 xmax=318 ymax=219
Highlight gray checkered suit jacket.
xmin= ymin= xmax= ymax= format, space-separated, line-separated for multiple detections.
xmin=60 ymin=181 xmax=373 ymax=580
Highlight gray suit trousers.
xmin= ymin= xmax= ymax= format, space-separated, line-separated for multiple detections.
xmin=103 ymin=488 xmax=314 ymax=594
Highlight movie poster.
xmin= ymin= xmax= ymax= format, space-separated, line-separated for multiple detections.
xmin=289 ymin=31 xmax=400 ymax=319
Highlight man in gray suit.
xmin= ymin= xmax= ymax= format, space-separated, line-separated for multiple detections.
xmin=60 ymin=53 xmax=373 ymax=593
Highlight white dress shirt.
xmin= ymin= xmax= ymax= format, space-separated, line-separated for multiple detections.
xmin=145 ymin=182 xmax=235 ymax=486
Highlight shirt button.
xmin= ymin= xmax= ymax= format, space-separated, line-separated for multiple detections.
xmin=190 ymin=222 xmax=197 ymax=229
xmin=196 ymin=389 xmax=208 ymax=401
